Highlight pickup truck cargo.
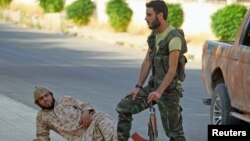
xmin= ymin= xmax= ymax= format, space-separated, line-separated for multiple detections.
xmin=202 ymin=9 xmax=250 ymax=124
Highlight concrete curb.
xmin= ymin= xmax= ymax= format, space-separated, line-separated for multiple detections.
xmin=65 ymin=29 xmax=202 ymax=63
xmin=0 ymin=93 xmax=65 ymax=141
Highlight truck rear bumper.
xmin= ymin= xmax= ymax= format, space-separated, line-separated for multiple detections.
xmin=231 ymin=112 xmax=250 ymax=123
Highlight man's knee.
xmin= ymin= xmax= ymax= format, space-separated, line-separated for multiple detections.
xmin=116 ymin=98 xmax=133 ymax=115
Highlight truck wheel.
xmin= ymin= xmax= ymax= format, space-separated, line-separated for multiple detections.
xmin=210 ymin=83 xmax=240 ymax=125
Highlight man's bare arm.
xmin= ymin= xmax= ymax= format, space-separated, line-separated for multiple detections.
xmin=137 ymin=48 xmax=152 ymax=87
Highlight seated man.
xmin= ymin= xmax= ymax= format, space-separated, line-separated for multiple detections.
xmin=32 ymin=85 xmax=117 ymax=141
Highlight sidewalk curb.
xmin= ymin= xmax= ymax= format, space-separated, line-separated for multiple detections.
xmin=65 ymin=30 xmax=201 ymax=63
xmin=0 ymin=93 xmax=65 ymax=141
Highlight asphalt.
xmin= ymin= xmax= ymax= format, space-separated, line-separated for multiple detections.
xmin=0 ymin=22 xmax=202 ymax=141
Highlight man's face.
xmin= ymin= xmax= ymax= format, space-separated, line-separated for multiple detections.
xmin=37 ymin=91 xmax=55 ymax=110
xmin=145 ymin=8 xmax=160 ymax=30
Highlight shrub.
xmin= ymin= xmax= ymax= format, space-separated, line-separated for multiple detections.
xmin=66 ymin=0 xmax=95 ymax=25
xmin=106 ymin=0 xmax=133 ymax=32
xmin=0 ymin=0 xmax=12 ymax=8
xmin=167 ymin=3 xmax=184 ymax=28
xmin=38 ymin=0 xmax=64 ymax=13
xmin=211 ymin=4 xmax=247 ymax=41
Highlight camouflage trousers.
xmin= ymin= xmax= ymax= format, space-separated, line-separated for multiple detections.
xmin=76 ymin=112 xmax=118 ymax=141
xmin=116 ymin=85 xmax=186 ymax=141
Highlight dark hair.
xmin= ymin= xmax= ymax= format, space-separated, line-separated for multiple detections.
xmin=146 ymin=0 xmax=168 ymax=20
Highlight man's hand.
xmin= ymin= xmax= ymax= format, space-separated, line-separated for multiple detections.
xmin=147 ymin=91 xmax=161 ymax=103
xmin=124 ymin=87 xmax=141 ymax=100
xmin=80 ymin=111 xmax=92 ymax=129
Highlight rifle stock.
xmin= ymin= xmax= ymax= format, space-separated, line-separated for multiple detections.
xmin=131 ymin=132 xmax=149 ymax=141
xmin=148 ymin=107 xmax=158 ymax=141
xmin=131 ymin=106 xmax=158 ymax=141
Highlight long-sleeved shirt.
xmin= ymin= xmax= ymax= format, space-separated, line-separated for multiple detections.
xmin=35 ymin=96 xmax=117 ymax=141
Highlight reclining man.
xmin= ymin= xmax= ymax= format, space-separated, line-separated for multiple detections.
xmin=32 ymin=85 xmax=117 ymax=141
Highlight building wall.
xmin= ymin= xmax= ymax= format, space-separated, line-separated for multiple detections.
xmin=91 ymin=0 xmax=249 ymax=36
xmin=11 ymin=0 xmax=249 ymax=37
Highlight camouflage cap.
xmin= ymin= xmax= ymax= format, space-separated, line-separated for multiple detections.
xmin=33 ymin=85 xmax=51 ymax=102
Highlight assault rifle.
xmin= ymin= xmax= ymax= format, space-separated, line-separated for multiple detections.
xmin=131 ymin=105 xmax=158 ymax=141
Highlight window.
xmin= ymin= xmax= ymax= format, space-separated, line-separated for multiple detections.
xmin=242 ymin=23 xmax=250 ymax=46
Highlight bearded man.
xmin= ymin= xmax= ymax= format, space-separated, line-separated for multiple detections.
xmin=33 ymin=85 xmax=117 ymax=141
xmin=116 ymin=1 xmax=187 ymax=141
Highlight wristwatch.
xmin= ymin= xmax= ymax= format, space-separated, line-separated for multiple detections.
xmin=135 ymin=84 xmax=143 ymax=89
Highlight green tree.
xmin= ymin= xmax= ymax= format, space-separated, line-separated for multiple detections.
xmin=66 ymin=0 xmax=95 ymax=25
xmin=38 ymin=0 xmax=64 ymax=13
xmin=211 ymin=4 xmax=247 ymax=40
xmin=167 ymin=3 xmax=184 ymax=28
xmin=0 ymin=0 xmax=12 ymax=8
xmin=106 ymin=0 xmax=133 ymax=32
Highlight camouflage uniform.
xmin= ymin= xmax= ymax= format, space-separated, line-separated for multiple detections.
xmin=35 ymin=96 xmax=117 ymax=141
xmin=116 ymin=26 xmax=186 ymax=141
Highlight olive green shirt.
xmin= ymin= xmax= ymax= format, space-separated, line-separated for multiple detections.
xmin=155 ymin=25 xmax=182 ymax=52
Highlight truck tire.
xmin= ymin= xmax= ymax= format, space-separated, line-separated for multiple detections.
xmin=210 ymin=83 xmax=241 ymax=125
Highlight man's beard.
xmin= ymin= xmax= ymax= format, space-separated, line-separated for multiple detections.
xmin=38 ymin=97 xmax=55 ymax=110
xmin=149 ymin=17 xmax=160 ymax=30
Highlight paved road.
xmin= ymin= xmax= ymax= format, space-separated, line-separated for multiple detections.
xmin=0 ymin=22 xmax=209 ymax=141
